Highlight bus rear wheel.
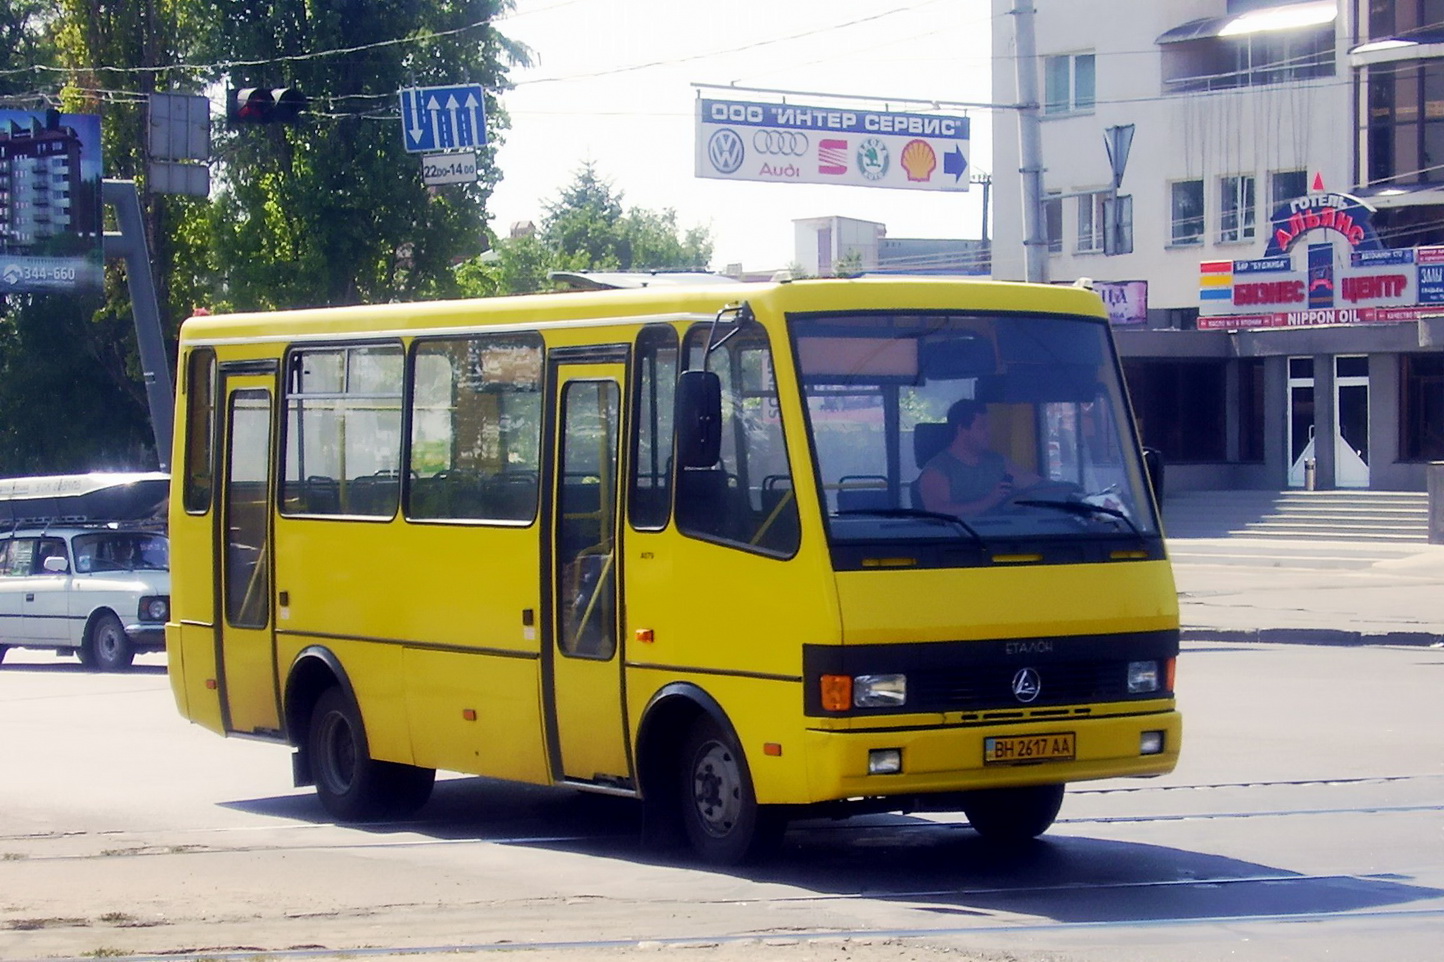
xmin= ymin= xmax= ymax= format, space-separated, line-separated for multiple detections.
xmin=679 ymin=717 xmax=781 ymax=865
xmin=962 ymin=783 xmax=1065 ymax=844
xmin=309 ymin=686 xmax=435 ymax=821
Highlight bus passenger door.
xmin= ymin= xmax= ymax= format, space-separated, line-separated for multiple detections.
xmin=544 ymin=362 xmax=631 ymax=787
xmin=217 ymin=373 xmax=282 ymax=735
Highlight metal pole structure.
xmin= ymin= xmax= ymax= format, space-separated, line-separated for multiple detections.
xmin=1012 ymin=0 xmax=1048 ymax=283
xmin=102 ymin=180 xmax=174 ymax=472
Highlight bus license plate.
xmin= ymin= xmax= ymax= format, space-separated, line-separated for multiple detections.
xmin=984 ymin=732 xmax=1076 ymax=764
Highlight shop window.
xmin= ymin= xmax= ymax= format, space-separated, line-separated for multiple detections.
xmin=1238 ymin=358 xmax=1266 ymax=463
xmin=1122 ymin=360 xmax=1227 ymax=462
xmin=1400 ymin=353 xmax=1444 ymax=460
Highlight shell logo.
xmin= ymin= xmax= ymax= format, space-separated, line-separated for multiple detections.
xmin=901 ymin=139 xmax=936 ymax=182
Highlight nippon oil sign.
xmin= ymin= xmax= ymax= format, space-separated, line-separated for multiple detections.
xmin=696 ymin=99 xmax=970 ymax=192
xmin=0 ymin=109 xmax=104 ymax=295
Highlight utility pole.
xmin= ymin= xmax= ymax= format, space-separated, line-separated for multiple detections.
xmin=103 ymin=180 xmax=174 ymax=472
xmin=1012 ymin=0 xmax=1048 ymax=283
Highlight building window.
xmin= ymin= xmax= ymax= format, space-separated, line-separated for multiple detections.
xmin=1366 ymin=60 xmax=1444 ymax=186
xmin=1044 ymin=53 xmax=1095 ymax=114
xmin=1270 ymin=169 xmax=1307 ymax=211
xmin=1219 ymin=174 xmax=1256 ymax=243
xmin=1122 ymin=360 xmax=1227 ymax=462
xmin=1370 ymin=0 xmax=1444 ymax=38
xmin=1170 ymin=180 xmax=1205 ymax=246
xmin=1076 ymin=191 xmax=1108 ymax=252
xmin=1043 ymin=192 xmax=1063 ymax=253
xmin=1400 ymin=353 xmax=1444 ymax=460
xmin=1161 ymin=23 xmax=1334 ymax=92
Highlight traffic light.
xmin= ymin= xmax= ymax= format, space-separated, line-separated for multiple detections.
xmin=228 ymin=87 xmax=307 ymax=125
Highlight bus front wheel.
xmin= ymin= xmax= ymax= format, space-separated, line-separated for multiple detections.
xmin=962 ymin=783 xmax=1065 ymax=844
xmin=309 ymin=686 xmax=435 ymax=821
xmin=679 ymin=717 xmax=781 ymax=865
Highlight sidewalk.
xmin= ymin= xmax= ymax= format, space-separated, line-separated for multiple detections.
xmin=1168 ymin=536 xmax=1444 ymax=647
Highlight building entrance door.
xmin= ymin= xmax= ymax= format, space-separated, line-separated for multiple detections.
xmin=1334 ymin=355 xmax=1369 ymax=488
xmin=1287 ymin=357 xmax=1315 ymax=488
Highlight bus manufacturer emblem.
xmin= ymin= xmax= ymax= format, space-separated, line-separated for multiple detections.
xmin=1011 ymin=667 xmax=1041 ymax=703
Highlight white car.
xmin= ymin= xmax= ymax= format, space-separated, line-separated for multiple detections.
xmin=0 ymin=473 xmax=170 ymax=671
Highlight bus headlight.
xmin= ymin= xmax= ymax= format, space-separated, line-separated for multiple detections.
xmin=853 ymin=673 xmax=907 ymax=708
xmin=1127 ymin=660 xmax=1160 ymax=693
xmin=140 ymin=596 xmax=170 ymax=623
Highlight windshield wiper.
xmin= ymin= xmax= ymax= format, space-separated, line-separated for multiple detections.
xmin=1011 ymin=499 xmax=1145 ymax=538
xmin=835 ymin=508 xmax=986 ymax=547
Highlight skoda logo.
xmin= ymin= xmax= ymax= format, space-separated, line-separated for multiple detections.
xmin=753 ymin=130 xmax=808 ymax=156
xmin=707 ymin=128 xmax=745 ymax=174
xmin=1011 ymin=667 xmax=1042 ymax=704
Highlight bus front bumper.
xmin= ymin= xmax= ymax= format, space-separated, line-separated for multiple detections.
xmin=798 ymin=708 xmax=1182 ymax=803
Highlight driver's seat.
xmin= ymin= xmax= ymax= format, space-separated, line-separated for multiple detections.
xmin=909 ymin=423 xmax=952 ymax=509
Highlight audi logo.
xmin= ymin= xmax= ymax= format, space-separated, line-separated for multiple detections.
xmin=707 ymin=129 xmax=745 ymax=174
xmin=753 ymin=130 xmax=809 ymax=156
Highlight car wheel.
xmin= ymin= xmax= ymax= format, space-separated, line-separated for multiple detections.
xmin=678 ymin=716 xmax=781 ymax=865
xmin=86 ymin=612 xmax=134 ymax=672
xmin=309 ymin=686 xmax=434 ymax=822
xmin=962 ymin=783 xmax=1065 ymax=845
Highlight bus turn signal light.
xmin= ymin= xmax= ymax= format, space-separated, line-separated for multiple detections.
xmin=820 ymin=674 xmax=852 ymax=711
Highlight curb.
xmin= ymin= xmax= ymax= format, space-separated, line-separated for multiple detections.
xmin=1182 ymin=627 xmax=1444 ymax=647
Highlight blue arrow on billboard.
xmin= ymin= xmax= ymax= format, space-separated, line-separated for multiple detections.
xmin=400 ymin=85 xmax=486 ymax=154
xmin=944 ymin=145 xmax=968 ymax=182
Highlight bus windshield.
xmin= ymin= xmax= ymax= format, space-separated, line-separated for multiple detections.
xmin=792 ymin=310 xmax=1158 ymax=549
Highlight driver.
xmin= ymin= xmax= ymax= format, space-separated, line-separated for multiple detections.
xmin=918 ymin=399 xmax=1041 ymax=516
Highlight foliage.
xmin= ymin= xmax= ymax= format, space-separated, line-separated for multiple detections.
xmin=0 ymin=0 xmax=526 ymax=474
xmin=459 ymin=163 xmax=714 ymax=296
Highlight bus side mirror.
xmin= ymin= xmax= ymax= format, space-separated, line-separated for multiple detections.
xmin=674 ymin=370 xmax=722 ymax=468
xmin=1142 ymin=447 xmax=1164 ymax=507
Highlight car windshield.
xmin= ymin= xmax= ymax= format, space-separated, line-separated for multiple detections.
xmin=792 ymin=310 xmax=1159 ymax=547
xmin=73 ymin=532 xmax=169 ymax=572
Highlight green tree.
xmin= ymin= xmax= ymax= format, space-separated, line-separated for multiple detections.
xmin=197 ymin=0 xmax=528 ymax=310
xmin=460 ymin=163 xmax=714 ymax=296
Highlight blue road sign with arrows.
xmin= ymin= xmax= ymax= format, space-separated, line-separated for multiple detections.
xmin=400 ymin=85 xmax=486 ymax=153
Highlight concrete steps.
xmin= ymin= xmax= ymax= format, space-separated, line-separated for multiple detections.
xmin=1161 ymin=489 xmax=1430 ymax=542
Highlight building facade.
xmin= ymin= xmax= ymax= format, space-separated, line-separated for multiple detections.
xmin=991 ymin=0 xmax=1444 ymax=493
xmin=0 ymin=111 xmax=90 ymax=255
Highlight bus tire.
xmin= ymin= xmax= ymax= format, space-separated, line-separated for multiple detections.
xmin=962 ymin=783 xmax=1065 ymax=844
xmin=679 ymin=716 xmax=780 ymax=865
xmin=86 ymin=612 xmax=134 ymax=672
xmin=309 ymin=686 xmax=435 ymax=821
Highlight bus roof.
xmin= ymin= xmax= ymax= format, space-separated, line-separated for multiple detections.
xmin=178 ymin=276 xmax=1109 ymax=344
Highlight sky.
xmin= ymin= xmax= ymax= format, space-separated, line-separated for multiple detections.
xmin=485 ymin=0 xmax=997 ymax=275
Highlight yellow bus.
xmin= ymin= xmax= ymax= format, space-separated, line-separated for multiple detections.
xmin=166 ymin=276 xmax=1180 ymax=864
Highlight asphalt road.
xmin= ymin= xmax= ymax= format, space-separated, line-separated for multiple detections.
xmin=2 ymin=635 xmax=1442 ymax=962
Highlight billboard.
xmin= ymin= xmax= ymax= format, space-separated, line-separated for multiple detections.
xmin=696 ymin=98 xmax=970 ymax=192
xmin=0 ymin=110 xmax=104 ymax=295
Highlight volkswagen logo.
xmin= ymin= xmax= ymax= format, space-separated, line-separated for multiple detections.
xmin=753 ymin=130 xmax=808 ymax=156
xmin=1011 ymin=667 xmax=1042 ymax=704
xmin=707 ymin=128 xmax=745 ymax=174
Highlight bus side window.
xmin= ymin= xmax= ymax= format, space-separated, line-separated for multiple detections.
xmin=407 ymin=333 xmax=543 ymax=524
xmin=628 ymin=324 xmax=678 ymax=531
xmin=183 ymin=348 xmax=216 ymax=514
xmin=677 ymin=324 xmax=799 ymax=556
